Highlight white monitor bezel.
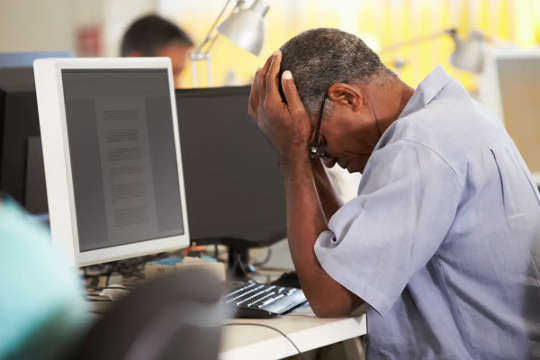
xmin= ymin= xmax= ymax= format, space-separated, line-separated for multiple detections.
xmin=34 ymin=57 xmax=190 ymax=266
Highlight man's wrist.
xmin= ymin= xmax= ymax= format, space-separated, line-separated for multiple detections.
xmin=278 ymin=148 xmax=311 ymax=175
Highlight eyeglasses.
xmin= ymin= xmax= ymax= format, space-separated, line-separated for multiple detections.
xmin=309 ymin=93 xmax=329 ymax=159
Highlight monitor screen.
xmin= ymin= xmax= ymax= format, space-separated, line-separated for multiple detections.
xmin=61 ymin=69 xmax=185 ymax=251
xmin=176 ymin=86 xmax=286 ymax=245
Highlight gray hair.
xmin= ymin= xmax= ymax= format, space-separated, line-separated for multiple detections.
xmin=279 ymin=28 xmax=391 ymax=115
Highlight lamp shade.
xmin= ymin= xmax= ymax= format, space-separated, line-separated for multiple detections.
xmin=217 ymin=0 xmax=269 ymax=56
xmin=449 ymin=30 xmax=486 ymax=73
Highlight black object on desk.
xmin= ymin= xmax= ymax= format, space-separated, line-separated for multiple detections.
xmin=176 ymin=86 xmax=287 ymax=278
xmin=0 ymin=67 xmax=45 ymax=211
xmin=272 ymin=271 xmax=301 ymax=289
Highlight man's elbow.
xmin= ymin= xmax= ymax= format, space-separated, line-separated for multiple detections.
xmin=308 ymin=296 xmax=355 ymax=318
xmin=300 ymin=271 xmax=363 ymax=317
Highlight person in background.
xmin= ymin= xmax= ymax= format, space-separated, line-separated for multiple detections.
xmin=121 ymin=14 xmax=194 ymax=88
xmin=0 ymin=196 xmax=90 ymax=360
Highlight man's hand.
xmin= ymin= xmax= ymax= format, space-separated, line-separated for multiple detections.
xmin=248 ymin=51 xmax=312 ymax=161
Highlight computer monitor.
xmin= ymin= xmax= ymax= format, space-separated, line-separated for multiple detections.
xmin=478 ymin=48 xmax=540 ymax=174
xmin=175 ymin=86 xmax=287 ymax=272
xmin=34 ymin=58 xmax=190 ymax=266
xmin=0 ymin=67 xmax=42 ymax=209
xmin=0 ymin=51 xmax=73 ymax=212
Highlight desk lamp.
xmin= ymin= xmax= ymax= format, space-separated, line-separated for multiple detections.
xmin=190 ymin=0 xmax=270 ymax=86
xmin=448 ymin=30 xmax=487 ymax=73
xmin=380 ymin=28 xmax=489 ymax=73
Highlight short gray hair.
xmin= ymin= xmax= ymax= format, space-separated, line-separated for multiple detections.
xmin=279 ymin=28 xmax=390 ymax=115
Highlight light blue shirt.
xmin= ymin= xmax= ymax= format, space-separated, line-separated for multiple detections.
xmin=0 ymin=197 xmax=89 ymax=360
xmin=315 ymin=66 xmax=540 ymax=359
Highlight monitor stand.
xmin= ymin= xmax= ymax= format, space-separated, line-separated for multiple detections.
xmin=194 ymin=233 xmax=286 ymax=279
xmin=227 ymin=244 xmax=256 ymax=279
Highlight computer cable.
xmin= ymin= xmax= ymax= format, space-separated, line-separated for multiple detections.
xmin=223 ymin=323 xmax=307 ymax=360
xmin=234 ymin=253 xmax=259 ymax=282
xmin=252 ymin=248 xmax=272 ymax=267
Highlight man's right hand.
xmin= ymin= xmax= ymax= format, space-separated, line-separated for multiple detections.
xmin=248 ymin=51 xmax=313 ymax=163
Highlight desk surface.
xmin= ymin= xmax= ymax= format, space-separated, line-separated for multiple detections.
xmin=220 ymin=312 xmax=367 ymax=360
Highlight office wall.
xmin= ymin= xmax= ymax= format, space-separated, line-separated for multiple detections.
xmin=0 ymin=0 xmax=77 ymax=52
xmin=0 ymin=0 xmax=157 ymax=56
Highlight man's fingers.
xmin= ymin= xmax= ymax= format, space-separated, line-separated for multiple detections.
xmin=261 ymin=52 xmax=274 ymax=73
xmin=248 ymin=68 xmax=261 ymax=117
xmin=265 ymin=51 xmax=282 ymax=102
xmin=259 ymin=54 xmax=274 ymax=100
xmin=281 ymin=71 xmax=304 ymax=115
xmin=255 ymin=64 xmax=266 ymax=103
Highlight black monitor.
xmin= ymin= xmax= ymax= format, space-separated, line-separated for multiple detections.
xmin=0 ymin=67 xmax=47 ymax=213
xmin=0 ymin=52 xmax=73 ymax=211
xmin=176 ymin=86 xmax=287 ymax=275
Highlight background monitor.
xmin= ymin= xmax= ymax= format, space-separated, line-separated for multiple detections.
xmin=0 ymin=67 xmax=42 ymax=209
xmin=478 ymin=48 xmax=540 ymax=174
xmin=34 ymin=58 xmax=190 ymax=266
xmin=176 ymin=86 xmax=286 ymax=249
xmin=0 ymin=51 xmax=73 ymax=212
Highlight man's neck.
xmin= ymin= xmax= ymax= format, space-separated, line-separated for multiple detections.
xmin=366 ymin=78 xmax=415 ymax=135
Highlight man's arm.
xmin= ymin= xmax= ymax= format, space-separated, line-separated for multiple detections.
xmin=311 ymin=159 xmax=342 ymax=221
xmin=248 ymin=51 xmax=362 ymax=317
xmin=281 ymin=153 xmax=361 ymax=317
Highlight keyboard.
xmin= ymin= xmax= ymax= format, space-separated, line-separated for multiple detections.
xmin=225 ymin=281 xmax=307 ymax=318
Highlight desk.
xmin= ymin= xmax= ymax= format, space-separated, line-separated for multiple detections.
xmin=84 ymin=257 xmax=367 ymax=359
xmin=220 ymin=312 xmax=367 ymax=359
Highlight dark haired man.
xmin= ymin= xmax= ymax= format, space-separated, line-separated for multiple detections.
xmin=249 ymin=28 xmax=540 ymax=359
xmin=121 ymin=14 xmax=193 ymax=87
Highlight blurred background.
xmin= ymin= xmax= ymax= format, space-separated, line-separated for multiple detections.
xmin=1 ymin=0 xmax=539 ymax=179
xmin=1 ymin=0 xmax=539 ymax=91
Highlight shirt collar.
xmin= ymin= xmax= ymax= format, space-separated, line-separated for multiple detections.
xmin=398 ymin=66 xmax=453 ymax=119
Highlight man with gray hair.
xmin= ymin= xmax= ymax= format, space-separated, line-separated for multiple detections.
xmin=249 ymin=28 xmax=540 ymax=359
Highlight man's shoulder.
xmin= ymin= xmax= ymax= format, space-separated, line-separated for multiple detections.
xmin=387 ymin=90 xmax=504 ymax=153
xmin=375 ymin=93 xmax=509 ymax=188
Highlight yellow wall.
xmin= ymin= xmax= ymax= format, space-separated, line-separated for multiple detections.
xmin=166 ymin=0 xmax=540 ymax=90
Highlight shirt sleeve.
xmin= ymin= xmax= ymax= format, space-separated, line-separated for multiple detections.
xmin=314 ymin=139 xmax=462 ymax=314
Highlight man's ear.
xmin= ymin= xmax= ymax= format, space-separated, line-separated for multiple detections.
xmin=328 ymin=83 xmax=362 ymax=111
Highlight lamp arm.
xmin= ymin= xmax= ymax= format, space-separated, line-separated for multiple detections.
xmin=193 ymin=0 xmax=244 ymax=56
xmin=380 ymin=28 xmax=456 ymax=54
